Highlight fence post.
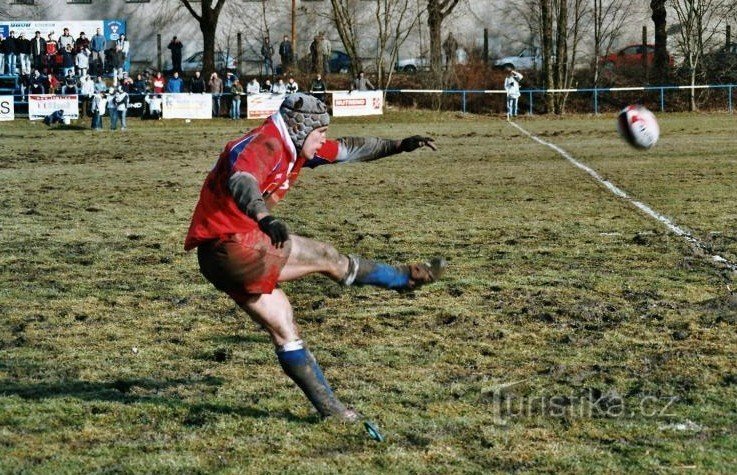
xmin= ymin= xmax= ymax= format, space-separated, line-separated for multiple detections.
xmin=660 ymin=87 xmax=665 ymax=112
xmin=594 ymin=88 xmax=599 ymax=114
xmin=729 ymin=85 xmax=733 ymax=113
xmin=156 ymin=34 xmax=162 ymax=72
xmin=462 ymin=91 xmax=466 ymax=113
xmin=528 ymin=91 xmax=533 ymax=115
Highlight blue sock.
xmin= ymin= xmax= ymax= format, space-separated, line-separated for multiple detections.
xmin=277 ymin=344 xmax=345 ymax=417
xmin=354 ymin=262 xmax=410 ymax=289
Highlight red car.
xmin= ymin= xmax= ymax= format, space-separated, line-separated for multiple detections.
xmin=600 ymin=44 xmax=673 ymax=69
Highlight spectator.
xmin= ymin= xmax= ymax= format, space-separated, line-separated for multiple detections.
xmin=189 ymin=71 xmax=206 ymax=93
xmin=310 ymin=74 xmax=326 ymax=102
xmin=320 ymin=32 xmax=332 ymax=75
xmin=94 ymin=76 xmax=107 ymax=93
xmin=224 ymin=71 xmax=238 ymax=90
xmin=81 ymin=75 xmax=95 ymax=117
xmin=5 ymin=31 xmax=17 ymax=75
xmin=167 ymin=36 xmax=183 ymax=74
xmin=111 ymin=85 xmax=129 ymax=131
xmin=75 ymin=47 xmax=90 ymax=78
xmin=48 ymin=73 xmax=60 ymax=94
xmin=208 ymin=71 xmax=223 ymax=117
xmin=442 ymin=32 xmax=458 ymax=67
xmin=115 ymin=34 xmax=130 ymax=75
xmin=45 ymin=33 xmax=58 ymax=75
xmin=504 ymin=68 xmax=523 ymax=120
xmin=29 ymin=69 xmax=45 ymax=94
xmin=351 ymin=70 xmax=374 ymax=91
xmin=121 ymin=75 xmax=135 ymax=93
xmin=30 ymin=31 xmax=46 ymax=72
xmin=61 ymin=44 xmax=75 ymax=77
xmin=279 ymin=35 xmax=293 ymax=72
xmin=133 ymin=73 xmax=148 ymax=94
xmin=75 ymin=32 xmax=90 ymax=53
xmin=286 ymin=76 xmax=298 ymax=94
xmin=261 ymin=37 xmax=274 ymax=77
xmin=61 ymin=70 xmax=77 ymax=94
xmin=310 ymin=35 xmax=319 ymax=74
xmin=90 ymin=90 xmax=104 ymax=130
xmin=152 ymin=71 xmax=166 ymax=94
xmin=18 ymin=32 xmax=31 ymax=76
xmin=145 ymin=93 xmax=163 ymax=120
xmin=271 ymin=78 xmax=287 ymax=94
xmin=261 ymin=79 xmax=272 ymax=93
xmin=246 ymin=77 xmax=260 ymax=95
xmin=58 ymin=28 xmax=74 ymax=50
xmin=106 ymin=87 xmax=117 ymax=129
xmin=230 ymin=79 xmax=243 ymax=119
xmin=0 ymin=34 xmax=5 ymax=76
xmin=90 ymin=27 xmax=106 ymax=75
xmin=166 ymin=71 xmax=183 ymax=93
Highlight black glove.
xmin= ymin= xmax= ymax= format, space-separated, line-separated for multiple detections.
xmin=258 ymin=215 xmax=290 ymax=247
xmin=400 ymin=135 xmax=437 ymax=152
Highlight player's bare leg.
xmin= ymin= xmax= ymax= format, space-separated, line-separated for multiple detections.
xmin=231 ymin=289 xmax=358 ymax=422
xmin=279 ymin=234 xmax=447 ymax=289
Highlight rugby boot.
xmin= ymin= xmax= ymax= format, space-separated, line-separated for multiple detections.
xmin=405 ymin=257 xmax=448 ymax=289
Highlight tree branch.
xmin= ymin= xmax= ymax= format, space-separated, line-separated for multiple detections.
xmin=179 ymin=0 xmax=202 ymax=22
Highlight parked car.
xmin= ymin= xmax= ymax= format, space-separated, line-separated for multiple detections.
xmin=600 ymin=44 xmax=674 ymax=69
xmin=493 ymin=47 xmax=542 ymax=70
xmin=395 ymin=55 xmax=431 ymax=73
xmin=294 ymin=50 xmax=353 ymax=74
xmin=164 ymin=50 xmax=238 ymax=72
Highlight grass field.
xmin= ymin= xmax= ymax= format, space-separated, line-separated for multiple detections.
xmin=1 ymin=110 xmax=736 ymax=473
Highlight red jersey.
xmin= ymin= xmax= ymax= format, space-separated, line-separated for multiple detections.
xmin=184 ymin=114 xmax=341 ymax=250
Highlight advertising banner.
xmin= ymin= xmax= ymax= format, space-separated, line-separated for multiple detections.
xmin=246 ymin=93 xmax=285 ymax=119
xmin=0 ymin=20 xmax=124 ymax=43
xmin=331 ymin=91 xmax=384 ymax=117
xmin=162 ymin=93 xmax=212 ymax=119
xmin=0 ymin=96 xmax=14 ymax=121
xmin=28 ymin=95 xmax=79 ymax=120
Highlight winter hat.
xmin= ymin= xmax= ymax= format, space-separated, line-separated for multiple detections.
xmin=279 ymin=93 xmax=330 ymax=150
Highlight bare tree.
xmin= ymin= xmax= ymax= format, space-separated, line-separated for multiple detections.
xmin=427 ymin=0 xmax=460 ymax=83
xmin=178 ymin=0 xmax=227 ymax=76
xmin=651 ymin=0 xmax=669 ymax=82
xmin=592 ymin=0 xmax=638 ymax=86
xmin=329 ymin=0 xmax=364 ymax=76
xmin=374 ymin=0 xmax=421 ymax=89
xmin=670 ymin=0 xmax=736 ymax=110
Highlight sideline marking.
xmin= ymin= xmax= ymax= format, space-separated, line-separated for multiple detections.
xmin=510 ymin=121 xmax=737 ymax=272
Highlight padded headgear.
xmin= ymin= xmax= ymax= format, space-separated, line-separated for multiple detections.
xmin=279 ymin=93 xmax=330 ymax=150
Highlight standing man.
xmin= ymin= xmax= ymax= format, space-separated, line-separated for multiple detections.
xmin=18 ymin=32 xmax=31 ymax=76
xmin=320 ymin=32 xmax=332 ymax=76
xmin=0 ymin=34 xmax=5 ymax=76
xmin=504 ymin=68 xmax=523 ymax=120
xmin=309 ymin=74 xmax=326 ymax=102
xmin=351 ymin=71 xmax=374 ymax=91
xmin=166 ymin=71 xmax=183 ymax=93
xmin=90 ymin=28 xmax=106 ymax=76
xmin=30 ymin=31 xmax=46 ymax=72
xmin=167 ymin=36 xmax=183 ymax=74
xmin=5 ymin=31 xmax=17 ymax=75
xmin=189 ymin=70 xmax=206 ymax=93
xmin=184 ymin=93 xmax=443 ymax=422
xmin=45 ymin=33 xmax=58 ymax=76
xmin=279 ymin=35 xmax=293 ymax=73
xmin=209 ymin=71 xmax=223 ymax=117
xmin=58 ymin=28 xmax=74 ymax=51
xmin=261 ymin=37 xmax=274 ymax=77
xmin=111 ymin=85 xmax=129 ymax=131
xmin=310 ymin=35 xmax=319 ymax=73
xmin=443 ymin=32 xmax=458 ymax=68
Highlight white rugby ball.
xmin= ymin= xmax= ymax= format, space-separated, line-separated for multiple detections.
xmin=617 ymin=105 xmax=659 ymax=149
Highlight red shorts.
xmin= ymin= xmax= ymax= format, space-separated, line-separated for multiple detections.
xmin=196 ymin=230 xmax=291 ymax=298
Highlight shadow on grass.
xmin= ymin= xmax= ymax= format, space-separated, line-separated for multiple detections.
xmin=0 ymin=376 xmax=316 ymax=424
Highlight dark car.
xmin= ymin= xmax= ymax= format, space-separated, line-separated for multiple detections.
xmin=600 ymin=44 xmax=674 ymax=69
xmin=293 ymin=50 xmax=352 ymax=74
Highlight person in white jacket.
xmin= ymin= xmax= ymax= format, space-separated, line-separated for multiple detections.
xmin=504 ymin=68 xmax=523 ymax=119
xmin=246 ymin=78 xmax=260 ymax=95
xmin=75 ymin=47 xmax=90 ymax=77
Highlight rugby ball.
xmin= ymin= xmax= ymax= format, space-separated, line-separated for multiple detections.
xmin=617 ymin=105 xmax=659 ymax=149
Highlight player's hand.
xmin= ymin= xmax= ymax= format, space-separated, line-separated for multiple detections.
xmin=258 ymin=215 xmax=290 ymax=248
xmin=400 ymin=135 xmax=437 ymax=152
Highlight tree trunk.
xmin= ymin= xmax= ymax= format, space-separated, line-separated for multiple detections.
xmin=180 ymin=0 xmax=227 ymax=78
xmin=554 ymin=0 xmax=568 ymax=114
xmin=330 ymin=0 xmax=362 ymax=77
xmin=540 ymin=0 xmax=554 ymax=112
xmin=427 ymin=0 xmax=460 ymax=87
xmin=650 ymin=0 xmax=668 ymax=84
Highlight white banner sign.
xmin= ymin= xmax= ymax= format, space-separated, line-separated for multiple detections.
xmin=0 ymin=20 xmax=126 ymax=42
xmin=0 ymin=96 xmax=14 ymax=121
xmin=331 ymin=91 xmax=384 ymax=117
xmin=162 ymin=93 xmax=212 ymax=119
xmin=28 ymin=95 xmax=79 ymax=120
xmin=246 ymin=93 xmax=285 ymax=119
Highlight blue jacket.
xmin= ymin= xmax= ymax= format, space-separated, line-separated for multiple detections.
xmin=166 ymin=77 xmax=183 ymax=93
xmin=90 ymin=34 xmax=106 ymax=52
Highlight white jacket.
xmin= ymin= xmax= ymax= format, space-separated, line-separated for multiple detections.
xmin=504 ymin=71 xmax=523 ymax=99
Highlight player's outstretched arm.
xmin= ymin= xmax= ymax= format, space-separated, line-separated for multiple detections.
xmin=307 ymin=135 xmax=436 ymax=168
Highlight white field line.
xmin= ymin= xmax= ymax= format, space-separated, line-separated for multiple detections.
xmin=510 ymin=121 xmax=737 ymax=272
